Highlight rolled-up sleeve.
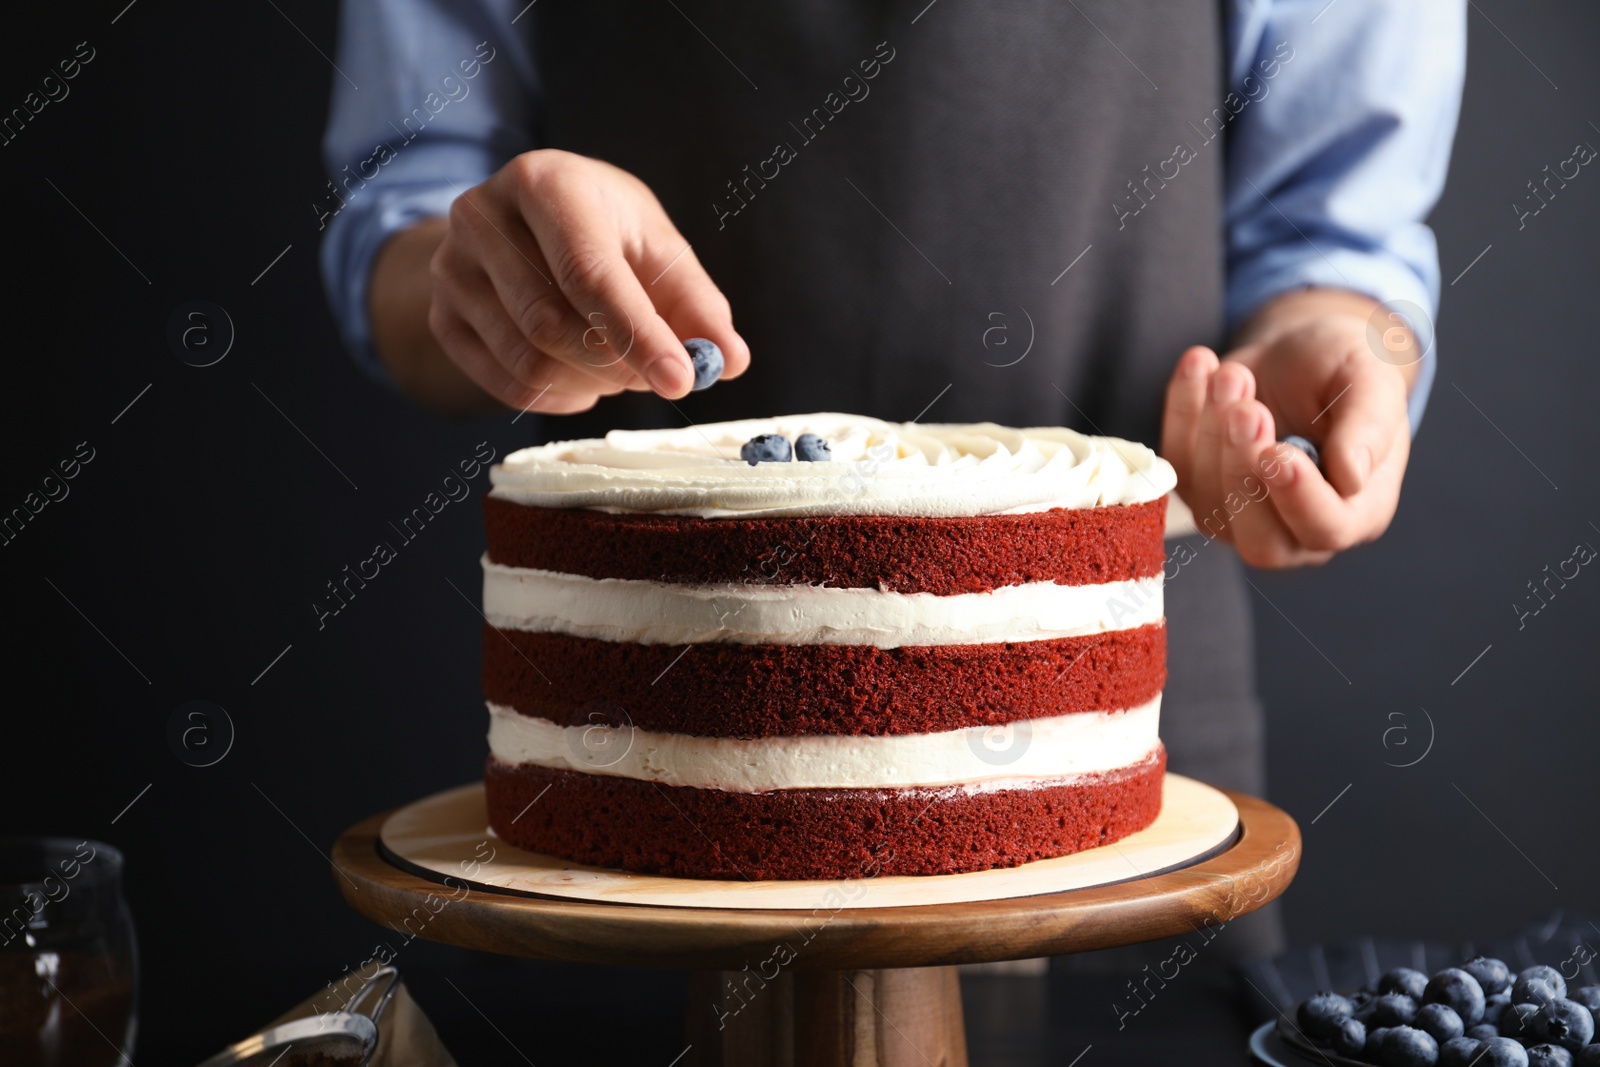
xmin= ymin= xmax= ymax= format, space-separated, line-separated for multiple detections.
xmin=1225 ymin=0 xmax=1466 ymax=430
xmin=319 ymin=0 xmax=539 ymax=385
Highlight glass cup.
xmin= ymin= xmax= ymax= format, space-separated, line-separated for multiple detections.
xmin=0 ymin=838 xmax=138 ymax=1066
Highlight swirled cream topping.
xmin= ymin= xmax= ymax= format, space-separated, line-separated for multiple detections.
xmin=490 ymin=413 xmax=1175 ymax=519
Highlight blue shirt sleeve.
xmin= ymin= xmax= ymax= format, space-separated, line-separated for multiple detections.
xmin=319 ymin=0 xmax=540 ymax=387
xmin=1225 ymin=0 xmax=1467 ymax=432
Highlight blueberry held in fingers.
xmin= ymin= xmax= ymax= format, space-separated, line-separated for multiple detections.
xmin=1280 ymin=433 xmax=1321 ymax=468
xmin=741 ymin=434 xmax=792 ymax=465
xmin=684 ymin=338 xmax=723 ymax=391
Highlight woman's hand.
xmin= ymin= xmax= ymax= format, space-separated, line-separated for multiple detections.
xmin=371 ymin=150 xmax=749 ymax=416
xmin=1161 ymin=288 xmax=1420 ymax=568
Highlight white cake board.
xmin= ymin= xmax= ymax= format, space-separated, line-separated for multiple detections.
xmin=378 ymin=773 xmax=1238 ymax=911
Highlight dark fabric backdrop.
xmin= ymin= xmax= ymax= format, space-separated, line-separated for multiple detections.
xmin=2 ymin=2 xmax=1594 ymax=1062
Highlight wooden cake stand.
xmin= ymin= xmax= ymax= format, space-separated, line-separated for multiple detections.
xmin=330 ymin=775 xmax=1299 ymax=1066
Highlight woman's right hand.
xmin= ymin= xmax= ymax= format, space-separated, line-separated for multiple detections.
xmin=378 ymin=150 xmax=749 ymax=415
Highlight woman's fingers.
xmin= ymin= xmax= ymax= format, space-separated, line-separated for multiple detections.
xmin=425 ymin=303 xmax=610 ymax=413
xmin=443 ymin=188 xmax=643 ymax=391
xmin=1214 ymin=400 xmax=1334 ymax=567
xmin=638 ymin=237 xmax=750 ymax=382
xmin=1161 ymin=346 xmax=1219 ymax=489
xmin=1189 ymin=361 xmax=1256 ymax=527
xmin=1315 ymin=354 xmax=1409 ymax=498
xmin=430 ymin=152 xmax=751 ymax=412
xmin=513 ymin=158 xmax=696 ymax=397
xmin=438 ymin=260 xmax=632 ymax=395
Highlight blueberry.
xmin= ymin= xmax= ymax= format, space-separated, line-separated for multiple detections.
xmin=1442 ymin=1037 xmax=1487 ymax=1067
xmin=1524 ymin=982 xmax=1566 ymax=1008
xmin=1506 ymin=1003 xmax=1546 ymax=1040
xmin=1527 ymin=1046 xmax=1575 ymax=1067
xmin=1331 ymin=1016 xmax=1367 ymax=1057
xmin=794 ymin=433 xmax=832 ymax=462
xmin=1575 ymin=1047 xmax=1600 ymax=1067
xmin=1369 ymin=1027 xmax=1396 ymax=1060
xmin=1517 ymin=968 xmax=1569 ymax=1005
xmin=1418 ymin=1003 xmax=1468 ymax=1043
xmin=1469 ymin=1024 xmax=1503 ymax=1042
xmin=1383 ymin=1026 xmax=1440 ymax=1067
xmin=1426 ymin=969 xmax=1488 ymax=1026
xmin=1487 ymin=994 xmax=1514 ymax=1027
xmin=1280 ymin=434 xmax=1321 ymax=467
xmin=1383 ymin=970 xmax=1432 ymax=1000
xmin=1480 ymin=1037 xmax=1531 ymax=1067
xmin=1536 ymin=1000 xmax=1595 ymax=1052
xmin=1569 ymin=987 xmax=1600 ymax=1014
xmin=1376 ymin=994 xmax=1422 ymax=1027
xmin=1466 ymin=959 xmax=1516 ymax=998
xmin=1297 ymin=992 xmax=1354 ymax=1041
xmin=683 ymin=338 xmax=723 ymax=391
xmin=740 ymin=434 xmax=792 ymax=465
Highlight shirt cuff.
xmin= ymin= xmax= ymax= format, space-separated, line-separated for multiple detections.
xmin=319 ymin=184 xmax=460 ymax=391
xmin=1227 ymin=241 xmax=1439 ymax=434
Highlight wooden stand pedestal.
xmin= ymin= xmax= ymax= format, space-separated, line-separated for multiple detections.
xmin=687 ymin=965 xmax=967 ymax=1066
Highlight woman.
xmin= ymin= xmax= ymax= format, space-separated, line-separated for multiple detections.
xmin=320 ymin=0 xmax=1465 ymax=959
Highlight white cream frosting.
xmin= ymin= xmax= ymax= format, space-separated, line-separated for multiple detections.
xmin=489 ymin=413 xmax=1176 ymax=518
xmin=486 ymin=696 xmax=1161 ymax=793
xmin=481 ymin=558 xmax=1164 ymax=647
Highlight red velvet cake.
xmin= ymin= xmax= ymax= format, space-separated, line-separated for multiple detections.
xmin=479 ymin=414 xmax=1175 ymax=880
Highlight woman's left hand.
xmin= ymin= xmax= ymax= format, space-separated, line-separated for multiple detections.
xmin=1160 ymin=288 xmax=1421 ymax=568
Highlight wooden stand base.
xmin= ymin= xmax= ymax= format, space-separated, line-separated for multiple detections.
xmin=329 ymin=781 xmax=1299 ymax=1067
xmin=686 ymin=966 xmax=967 ymax=1067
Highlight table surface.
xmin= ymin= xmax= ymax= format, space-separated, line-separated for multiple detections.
xmin=330 ymin=786 xmax=1300 ymax=972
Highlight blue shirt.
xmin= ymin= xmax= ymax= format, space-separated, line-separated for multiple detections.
xmin=321 ymin=0 xmax=1465 ymax=430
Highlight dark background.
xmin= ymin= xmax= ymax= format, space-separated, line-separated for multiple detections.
xmin=2 ymin=1 xmax=1595 ymax=1063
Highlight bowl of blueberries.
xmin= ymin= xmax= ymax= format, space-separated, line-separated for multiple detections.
xmin=1279 ymin=959 xmax=1599 ymax=1067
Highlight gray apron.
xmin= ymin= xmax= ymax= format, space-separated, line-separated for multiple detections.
xmin=529 ymin=0 xmax=1270 ymax=863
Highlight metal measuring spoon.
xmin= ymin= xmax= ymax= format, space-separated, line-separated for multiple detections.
xmin=194 ymin=966 xmax=399 ymax=1067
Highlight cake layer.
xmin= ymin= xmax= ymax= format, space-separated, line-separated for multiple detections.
xmin=481 ymin=559 xmax=1163 ymax=647
xmin=483 ymin=622 xmax=1166 ymax=738
xmin=490 ymin=414 xmax=1177 ymax=519
xmin=484 ymin=747 xmax=1167 ymax=880
xmin=483 ymin=495 xmax=1165 ymax=594
xmin=485 ymin=696 xmax=1161 ymax=791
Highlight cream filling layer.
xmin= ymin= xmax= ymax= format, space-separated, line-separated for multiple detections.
xmin=481 ymin=558 xmax=1164 ymax=647
xmin=489 ymin=413 xmax=1176 ymax=518
xmin=486 ymin=696 xmax=1162 ymax=793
